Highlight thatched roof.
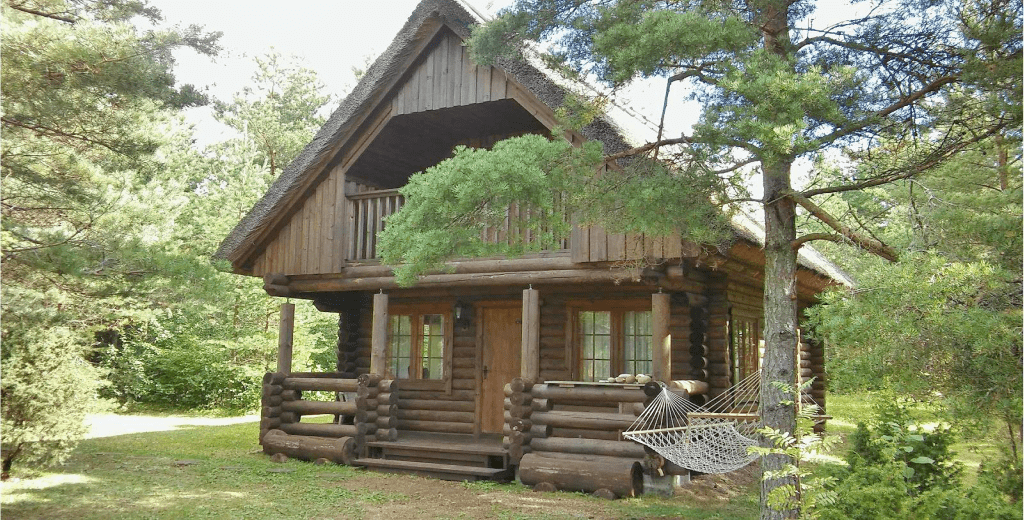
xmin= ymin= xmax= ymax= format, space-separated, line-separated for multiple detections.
xmin=215 ymin=0 xmax=852 ymax=287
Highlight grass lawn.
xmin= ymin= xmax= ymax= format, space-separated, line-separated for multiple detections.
xmin=1 ymin=416 xmax=759 ymax=520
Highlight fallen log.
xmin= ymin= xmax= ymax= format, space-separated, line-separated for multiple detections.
xmin=261 ymin=430 xmax=356 ymax=465
xmin=518 ymin=453 xmax=643 ymax=498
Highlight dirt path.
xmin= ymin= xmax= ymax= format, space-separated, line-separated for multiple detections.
xmin=84 ymin=413 xmax=259 ymax=439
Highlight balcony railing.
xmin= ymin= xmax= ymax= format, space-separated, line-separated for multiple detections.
xmin=346 ymin=189 xmax=569 ymax=263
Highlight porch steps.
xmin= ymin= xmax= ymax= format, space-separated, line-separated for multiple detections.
xmin=354 ymin=458 xmax=511 ymax=481
xmin=357 ymin=432 xmax=512 ymax=481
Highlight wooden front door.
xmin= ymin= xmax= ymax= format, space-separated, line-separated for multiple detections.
xmin=480 ymin=306 xmax=522 ymax=434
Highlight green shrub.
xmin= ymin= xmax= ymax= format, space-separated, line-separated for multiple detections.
xmin=1 ymin=326 xmax=102 ymax=476
xmin=820 ymin=397 xmax=1021 ymax=520
xmin=846 ymin=398 xmax=961 ymax=493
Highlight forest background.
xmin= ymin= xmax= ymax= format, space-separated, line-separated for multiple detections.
xmin=0 ymin=1 xmax=1020 ymax=515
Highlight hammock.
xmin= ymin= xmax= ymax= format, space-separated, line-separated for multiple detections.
xmin=624 ymin=371 xmax=764 ymax=474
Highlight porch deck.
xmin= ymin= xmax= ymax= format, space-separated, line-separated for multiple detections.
xmin=357 ymin=431 xmax=512 ymax=481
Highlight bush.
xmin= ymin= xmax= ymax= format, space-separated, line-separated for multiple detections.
xmin=846 ymin=398 xmax=962 ymax=494
xmin=1 ymin=326 xmax=101 ymax=476
xmin=820 ymin=398 xmax=1022 ymax=520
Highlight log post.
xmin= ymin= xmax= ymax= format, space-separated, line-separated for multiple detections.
xmin=277 ymin=303 xmax=295 ymax=374
xmin=521 ymin=287 xmax=540 ymax=380
xmin=370 ymin=292 xmax=389 ymax=376
xmin=652 ymin=292 xmax=671 ymax=382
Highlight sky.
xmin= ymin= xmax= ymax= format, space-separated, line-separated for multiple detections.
xmin=151 ymin=0 xmax=515 ymax=145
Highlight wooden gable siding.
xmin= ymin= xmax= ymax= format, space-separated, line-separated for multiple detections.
xmin=570 ymin=226 xmax=684 ymax=263
xmin=391 ymin=30 xmax=509 ymax=116
xmin=251 ymin=163 xmax=347 ymax=277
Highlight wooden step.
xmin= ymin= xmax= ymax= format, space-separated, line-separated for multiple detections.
xmin=354 ymin=458 xmax=512 ymax=481
xmin=364 ymin=433 xmax=506 ymax=457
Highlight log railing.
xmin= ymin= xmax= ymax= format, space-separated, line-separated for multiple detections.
xmin=503 ymin=378 xmax=652 ymax=498
xmin=259 ymin=372 xmax=398 ymax=462
xmin=345 ymin=189 xmax=570 ymax=263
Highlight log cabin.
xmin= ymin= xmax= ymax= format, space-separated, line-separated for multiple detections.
xmin=215 ymin=0 xmax=851 ymax=496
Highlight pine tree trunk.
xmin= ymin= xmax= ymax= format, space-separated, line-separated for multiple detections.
xmin=760 ymin=159 xmax=800 ymax=519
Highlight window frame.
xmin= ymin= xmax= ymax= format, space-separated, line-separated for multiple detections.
xmin=567 ymin=300 xmax=653 ymax=381
xmin=730 ymin=306 xmax=762 ymax=386
xmin=386 ymin=303 xmax=454 ymax=392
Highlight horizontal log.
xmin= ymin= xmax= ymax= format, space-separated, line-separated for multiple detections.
xmin=398 ymin=399 xmax=475 ymax=412
xmin=283 ymin=377 xmax=359 ymax=393
xmin=530 ymin=411 xmax=638 ymax=431
xmin=519 ymin=453 xmax=643 ymax=498
xmin=333 ymin=255 xmax=578 ymax=279
xmin=551 ymin=427 xmax=621 ymax=442
xmin=531 ymin=437 xmax=647 ymax=459
xmin=667 ymin=380 xmax=708 ymax=395
xmin=261 ymin=406 xmax=282 ymax=418
xmin=532 ymin=399 xmax=553 ymax=412
xmin=357 ymin=373 xmax=383 ymax=386
xmin=376 ymin=392 xmax=398 ymax=405
xmin=287 ymin=372 xmax=348 ymax=379
xmin=264 ymin=283 xmax=293 ymax=297
xmin=376 ymin=404 xmax=398 ymax=416
xmin=287 ymin=268 xmax=659 ymax=293
xmin=282 ymin=400 xmax=358 ymax=416
xmin=376 ymin=415 xmax=398 ymax=429
xmin=397 ymin=420 xmax=474 ymax=434
xmin=262 ymin=384 xmax=283 ymax=398
xmin=376 ymin=428 xmax=398 ymax=442
xmin=263 ymin=372 xmax=286 ymax=385
xmin=378 ymin=379 xmax=399 ymax=393
xmin=356 ymin=385 xmax=379 ymax=399
xmin=279 ymin=412 xmax=298 ymax=424
xmin=260 ymin=417 xmax=282 ymax=431
xmin=262 ymin=395 xmax=283 ymax=407
xmin=510 ymin=377 xmax=535 ymax=393
xmin=397 ymin=409 xmax=474 ymax=423
xmin=279 ymin=422 xmax=365 ymax=438
xmin=355 ymin=410 xmax=378 ymax=424
xmin=261 ymin=430 xmax=355 ymax=465
xmin=531 ymin=385 xmax=646 ymax=404
xmin=509 ymin=393 xmax=532 ymax=406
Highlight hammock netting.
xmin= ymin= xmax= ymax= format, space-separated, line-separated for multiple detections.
xmin=625 ymin=370 xmax=801 ymax=474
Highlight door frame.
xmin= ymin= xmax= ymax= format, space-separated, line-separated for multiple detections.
xmin=474 ymin=300 xmax=522 ymax=437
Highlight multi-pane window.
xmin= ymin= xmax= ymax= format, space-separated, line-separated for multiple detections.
xmin=577 ymin=307 xmax=653 ymax=381
xmin=731 ymin=315 xmax=761 ymax=385
xmin=623 ymin=311 xmax=652 ymax=375
xmin=388 ymin=311 xmax=446 ymax=380
xmin=579 ymin=311 xmax=612 ymax=381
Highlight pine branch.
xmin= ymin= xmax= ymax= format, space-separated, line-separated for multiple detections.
xmin=788 ymin=191 xmax=898 ymax=262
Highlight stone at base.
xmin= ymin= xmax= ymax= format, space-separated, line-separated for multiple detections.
xmin=592 ymin=488 xmax=617 ymax=500
xmin=643 ymin=473 xmax=689 ymax=496
xmin=270 ymin=452 xmax=289 ymax=463
xmin=533 ymin=482 xmax=557 ymax=493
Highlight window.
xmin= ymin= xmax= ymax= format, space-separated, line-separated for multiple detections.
xmin=731 ymin=314 xmax=761 ymax=385
xmin=387 ymin=306 xmax=450 ymax=382
xmin=575 ymin=305 xmax=652 ymax=381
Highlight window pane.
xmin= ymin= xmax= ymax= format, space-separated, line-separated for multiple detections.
xmin=579 ymin=311 xmax=611 ymax=382
xmin=389 ymin=315 xmax=413 ymax=379
xmin=624 ymin=311 xmax=652 ymax=375
xmin=420 ymin=314 xmax=444 ymax=380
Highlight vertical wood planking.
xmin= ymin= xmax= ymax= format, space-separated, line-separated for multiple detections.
xmin=321 ymin=172 xmax=337 ymax=273
xmin=477 ymin=61 xmax=491 ymax=103
xmin=490 ymin=68 xmax=506 ymax=99
xmin=590 ymin=225 xmax=608 ymax=262
xmin=435 ymin=34 xmax=448 ymax=110
xmin=309 ymin=183 xmax=323 ymax=273
xmin=462 ymin=43 xmax=477 ymax=104
xmin=450 ymin=34 xmax=462 ymax=106
xmin=664 ymin=232 xmax=682 ymax=259
xmin=422 ymin=48 xmax=434 ymax=111
xmin=607 ymin=232 xmax=626 ymax=261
